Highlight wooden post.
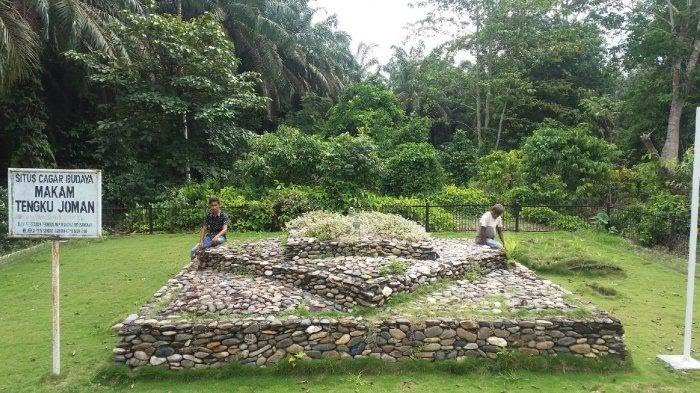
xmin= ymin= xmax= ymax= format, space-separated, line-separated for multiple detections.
xmin=51 ymin=239 xmax=60 ymax=375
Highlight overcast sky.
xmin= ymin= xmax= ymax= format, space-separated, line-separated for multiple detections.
xmin=311 ymin=0 xmax=447 ymax=66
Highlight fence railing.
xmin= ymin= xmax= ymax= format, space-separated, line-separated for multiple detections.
xmin=2 ymin=202 xmax=690 ymax=256
xmin=102 ymin=202 xmax=617 ymax=234
xmin=374 ymin=202 xmax=615 ymax=233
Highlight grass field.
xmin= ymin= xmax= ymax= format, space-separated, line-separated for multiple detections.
xmin=0 ymin=230 xmax=699 ymax=392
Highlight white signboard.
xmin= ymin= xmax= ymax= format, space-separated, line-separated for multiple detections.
xmin=7 ymin=168 xmax=102 ymax=238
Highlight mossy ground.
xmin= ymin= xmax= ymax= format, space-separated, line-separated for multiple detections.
xmin=0 ymin=230 xmax=699 ymax=392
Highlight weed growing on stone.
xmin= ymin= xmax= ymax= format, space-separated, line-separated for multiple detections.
xmin=234 ymin=264 xmax=252 ymax=276
xmin=463 ymin=264 xmax=483 ymax=282
xmin=378 ymin=265 xmax=390 ymax=276
xmin=286 ymin=352 xmax=307 ymax=368
xmin=389 ymin=258 xmax=406 ymax=274
xmin=279 ymin=302 xmax=311 ymax=317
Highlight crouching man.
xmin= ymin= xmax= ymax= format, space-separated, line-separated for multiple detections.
xmin=190 ymin=197 xmax=230 ymax=260
xmin=475 ymin=204 xmax=506 ymax=249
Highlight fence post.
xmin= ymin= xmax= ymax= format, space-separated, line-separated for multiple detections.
xmin=514 ymin=200 xmax=521 ymax=232
xmin=606 ymin=202 xmax=612 ymax=229
xmin=147 ymin=204 xmax=154 ymax=235
xmin=424 ymin=202 xmax=430 ymax=232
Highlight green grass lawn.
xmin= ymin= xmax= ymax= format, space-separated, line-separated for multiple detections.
xmin=1 ymin=231 xmax=699 ymax=392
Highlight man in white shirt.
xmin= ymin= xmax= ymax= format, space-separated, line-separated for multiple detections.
xmin=475 ymin=204 xmax=506 ymax=249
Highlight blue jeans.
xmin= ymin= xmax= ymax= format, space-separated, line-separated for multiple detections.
xmin=485 ymin=238 xmax=503 ymax=249
xmin=190 ymin=234 xmax=227 ymax=259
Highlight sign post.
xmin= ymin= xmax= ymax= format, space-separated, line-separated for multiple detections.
xmin=51 ymin=239 xmax=60 ymax=375
xmin=658 ymin=107 xmax=700 ymax=371
xmin=7 ymin=168 xmax=102 ymax=376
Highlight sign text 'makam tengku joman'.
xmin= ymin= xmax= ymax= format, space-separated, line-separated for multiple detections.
xmin=7 ymin=168 xmax=102 ymax=238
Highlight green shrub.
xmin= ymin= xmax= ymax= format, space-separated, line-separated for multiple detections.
xmin=228 ymin=201 xmax=273 ymax=232
xmin=473 ymin=149 xmax=524 ymax=198
xmin=325 ymin=83 xmax=405 ymax=137
xmin=439 ymin=130 xmax=479 ymax=185
xmin=616 ymin=193 xmax=688 ymax=248
xmin=235 ymin=126 xmax=325 ymax=189
xmin=429 ymin=185 xmax=490 ymax=206
xmin=319 ymin=134 xmax=381 ymax=192
xmin=390 ymin=116 xmax=431 ymax=146
xmin=382 ymin=143 xmax=445 ymax=196
xmin=0 ymin=186 xmax=38 ymax=254
xmin=264 ymin=186 xmax=330 ymax=228
xmin=521 ymin=207 xmax=587 ymax=231
xmin=521 ymin=126 xmax=618 ymax=194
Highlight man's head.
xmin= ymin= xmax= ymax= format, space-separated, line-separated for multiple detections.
xmin=208 ymin=197 xmax=221 ymax=214
xmin=490 ymin=203 xmax=505 ymax=218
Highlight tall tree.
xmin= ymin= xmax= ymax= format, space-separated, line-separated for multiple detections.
xmin=66 ymin=12 xmax=266 ymax=203
xmin=411 ymin=0 xmax=614 ymax=149
xmin=0 ymin=0 xmax=142 ymax=90
xmin=626 ymin=0 xmax=700 ymax=162
xmin=159 ymin=0 xmax=360 ymax=123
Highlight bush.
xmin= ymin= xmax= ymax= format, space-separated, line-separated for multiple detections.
xmin=319 ymin=134 xmax=381 ymax=192
xmin=521 ymin=126 xmax=618 ymax=194
xmin=0 ymin=186 xmax=38 ymax=254
xmin=264 ymin=186 xmax=330 ymax=228
xmin=473 ymin=150 xmax=524 ymax=198
xmin=285 ymin=211 xmax=353 ymax=241
xmin=356 ymin=212 xmax=427 ymax=242
xmin=440 ymin=130 xmax=479 ymax=185
xmin=382 ymin=143 xmax=445 ymax=196
xmin=235 ymin=126 xmax=325 ymax=189
xmin=286 ymin=210 xmax=427 ymax=242
xmin=506 ymin=175 xmax=570 ymax=206
xmin=615 ymin=193 xmax=688 ymax=248
xmin=429 ymin=185 xmax=490 ymax=206
xmin=325 ymin=83 xmax=405 ymax=137
xmin=390 ymin=116 xmax=431 ymax=146
xmin=521 ymin=207 xmax=588 ymax=231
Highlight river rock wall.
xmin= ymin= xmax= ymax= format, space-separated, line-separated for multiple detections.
xmin=113 ymin=315 xmax=626 ymax=370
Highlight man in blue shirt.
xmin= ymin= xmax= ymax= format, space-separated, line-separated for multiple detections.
xmin=190 ymin=197 xmax=230 ymax=260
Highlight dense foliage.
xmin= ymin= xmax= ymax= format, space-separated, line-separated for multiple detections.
xmin=1 ymin=0 xmax=698 ymax=254
xmin=66 ymin=13 xmax=266 ymax=204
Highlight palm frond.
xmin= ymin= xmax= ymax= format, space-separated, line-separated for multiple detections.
xmin=0 ymin=0 xmax=40 ymax=89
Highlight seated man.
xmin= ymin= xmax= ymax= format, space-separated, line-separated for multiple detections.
xmin=190 ymin=197 xmax=230 ymax=260
xmin=475 ymin=204 xmax=506 ymax=249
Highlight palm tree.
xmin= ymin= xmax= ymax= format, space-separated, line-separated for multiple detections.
xmin=0 ymin=0 xmax=142 ymax=90
xmin=159 ymin=0 xmax=359 ymax=122
xmin=0 ymin=0 xmax=39 ymax=88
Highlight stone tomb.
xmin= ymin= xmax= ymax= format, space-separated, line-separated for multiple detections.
xmin=113 ymin=237 xmax=626 ymax=369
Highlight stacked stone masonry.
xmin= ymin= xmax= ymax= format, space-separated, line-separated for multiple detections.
xmin=114 ymin=236 xmax=627 ymax=370
xmin=198 ymin=238 xmax=506 ymax=308
xmin=284 ymin=237 xmax=439 ymax=260
xmin=114 ymin=316 xmax=626 ymax=369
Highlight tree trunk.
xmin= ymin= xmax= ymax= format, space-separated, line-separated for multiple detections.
xmin=659 ymin=5 xmax=699 ymax=162
xmin=474 ymin=10 xmax=482 ymax=148
xmin=182 ymin=112 xmax=191 ymax=182
xmin=495 ymin=101 xmax=507 ymax=150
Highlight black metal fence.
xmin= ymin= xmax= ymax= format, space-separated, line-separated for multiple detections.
xmin=374 ymin=202 xmax=615 ymax=233
xmin=102 ymin=202 xmax=616 ymax=234
xmin=55 ymin=202 xmax=700 ymax=254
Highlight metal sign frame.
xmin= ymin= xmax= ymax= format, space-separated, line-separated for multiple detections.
xmin=7 ymin=168 xmax=102 ymax=239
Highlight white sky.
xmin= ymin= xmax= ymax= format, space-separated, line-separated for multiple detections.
xmin=311 ymin=0 xmax=448 ymax=66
